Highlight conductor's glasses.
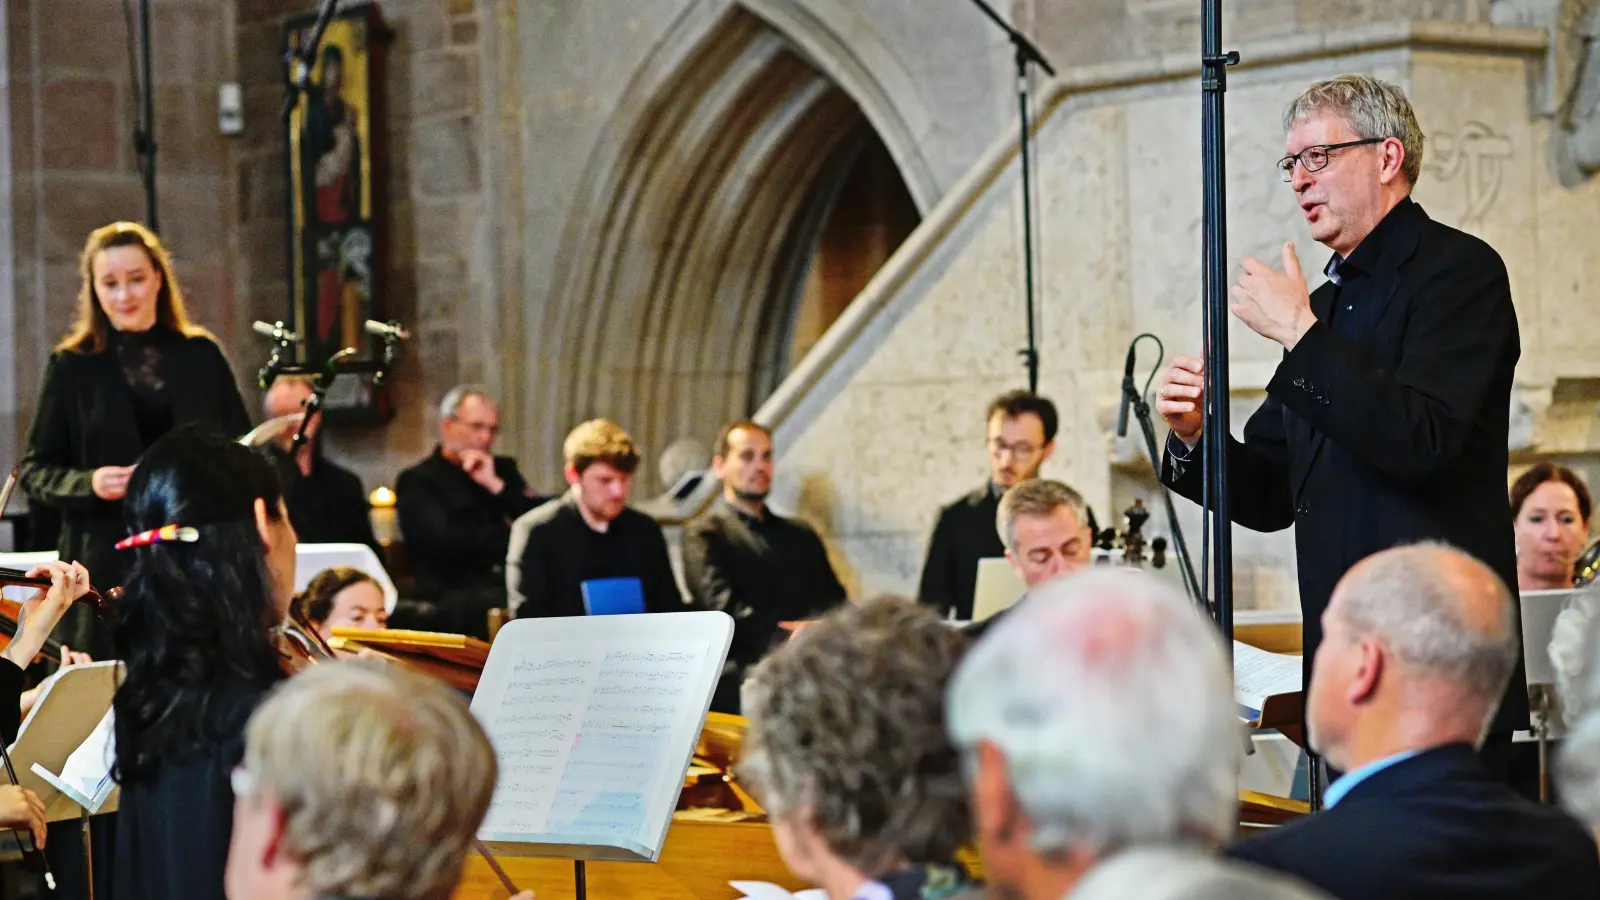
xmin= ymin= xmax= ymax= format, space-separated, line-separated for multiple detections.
xmin=1277 ymin=138 xmax=1386 ymax=182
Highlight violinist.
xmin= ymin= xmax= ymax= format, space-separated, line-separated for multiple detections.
xmin=293 ymin=567 xmax=386 ymax=657
xmin=20 ymin=222 xmax=251 ymax=660
xmin=0 ymin=559 xmax=96 ymax=855
xmin=110 ymin=424 xmax=296 ymax=900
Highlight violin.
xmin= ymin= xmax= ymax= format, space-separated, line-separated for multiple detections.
xmin=0 ymin=569 xmax=121 ymax=665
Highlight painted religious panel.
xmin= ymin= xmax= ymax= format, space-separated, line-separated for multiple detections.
xmin=284 ymin=2 xmax=391 ymax=418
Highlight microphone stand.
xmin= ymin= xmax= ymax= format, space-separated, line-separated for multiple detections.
xmin=280 ymin=0 xmax=344 ymax=368
xmin=963 ymin=0 xmax=1055 ymax=393
xmin=1200 ymin=0 xmax=1239 ymax=645
xmin=1118 ymin=335 xmax=1202 ymax=605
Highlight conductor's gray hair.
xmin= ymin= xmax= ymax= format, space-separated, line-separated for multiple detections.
xmin=1284 ymin=75 xmax=1425 ymax=186
xmin=996 ymin=479 xmax=1089 ymax=553
xmin=1334 ymin=543 xmax=1518 ymax=729
xmin=1555 ymin=591 xmax=1600 ymax=829
xmin=437 ymin=384 xmax=493 ymax=422
xmin=947 ymin=568 xmax=1238 ymax=854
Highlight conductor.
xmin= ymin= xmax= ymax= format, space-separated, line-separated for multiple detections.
xmin=1155 ymin=75 xmax=1526 ymax=758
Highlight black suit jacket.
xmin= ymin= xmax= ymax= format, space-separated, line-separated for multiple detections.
xmin=21 ymin=336 xmax=250 ymax=657
xmin=1228 ymin=743 xmax=1600 ymax=900
xmin=395 ymin=447 xmax=541 ymax=601
xmin=270 ymin=445 xmax=378 ymax=551
xmin=918 ymin=484 xmax=1003 ymax=619
xmin=1161 ymin=198 xmax=1526 ymax=734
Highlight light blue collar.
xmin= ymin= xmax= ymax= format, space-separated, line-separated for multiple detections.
xmin=1322 ymin=749 xmax=1425 ymax=808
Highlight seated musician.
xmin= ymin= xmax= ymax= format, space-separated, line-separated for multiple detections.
xmin=1556 ymin=597 xmax=1600 ymax=847
xmin=1226 ymin=544 xmax=1600 ymax=900
xmin=507 ymin=419 xmax=681 ymax=618
xmin=261 ymin=376 xmax=379 ymax=551
xmin=296 ymin=566 xmax=388 ymax=643
xmin=949 ymin=569 xmax=1328 ymax=900
xmin=0 ymin=559 xmax=96 ymax=855
xmin=396 ymin=386 xmax=541 ymax=638
xmin=965 ymin=478 xmax=1094 ymax=640
xmin=110 ymin=424 xmax=299 ymax=900
xmin=1517 ymin=463 xmax=1597 ymax=728
xmin=224 ymin=661 xmax=533 ymax=900
xmin=739 ymin=596 xmax=981 ymax=900
xmin=682 ymin=420 xmax=846 ymax=714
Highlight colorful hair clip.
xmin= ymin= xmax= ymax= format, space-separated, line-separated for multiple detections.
xmin=115 ymin=525 xmax=199 ymax=550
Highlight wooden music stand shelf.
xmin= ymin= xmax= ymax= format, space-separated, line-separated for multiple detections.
xmin=330 ymin=627 xmax=489 ymax=692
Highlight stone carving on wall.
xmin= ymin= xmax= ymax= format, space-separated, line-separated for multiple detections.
xmin=1491 ymin=0 xmax=1600 ymax=180
xmin=1425 ymin=122 xmax=1515 ymax=225
xmin=1559 ymin=2 xmax=1600 ymax=175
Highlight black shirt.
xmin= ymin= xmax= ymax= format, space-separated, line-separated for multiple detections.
xmin=682 ymin=498 xmax=847 ymax=711
xmin=917 ymin=484 xmax=1004 ymax=619
xmin=395 ymin=447 xmax=541 ymax=599
xmin=508 ymin=495 xmax=682 ymax=619
xmin=270 ymin=445 xmax=379 ymax=551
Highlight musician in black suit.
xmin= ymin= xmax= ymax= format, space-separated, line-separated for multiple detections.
xmin=1226 ymin=544 xmax=1599 ymax=899
xmin=1156 ymin=75 xmax=1527 ymax=744
xmin=917 ymin=390 xmax=1058 ymax=619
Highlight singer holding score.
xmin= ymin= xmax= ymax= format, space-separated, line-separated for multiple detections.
xmin=20 ymin=222 xmax=251 ymax=659
xmin=1154 ymin=76 xmax=1526 ymax=770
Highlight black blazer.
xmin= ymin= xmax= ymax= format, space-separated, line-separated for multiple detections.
xmin=917 ymin=484 xmax=1003 ymax=620
xmin=394 ymin=447 xmax=540 ymax=597
xmin=1161 ymin=198 xmax=1526 ymax=734
xmin=1227 ymin=743 xmax=1600 ymax=900
xmin=20 ymin=336 xmax=250 ymax=593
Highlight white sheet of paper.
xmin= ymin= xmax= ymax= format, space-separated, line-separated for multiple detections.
xmin=730 ymin=881 xmax=828 ymax=900
xmin=1233 ymin=640 xmax=1303 ymax=711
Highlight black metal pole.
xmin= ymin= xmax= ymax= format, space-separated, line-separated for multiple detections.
xmin=963 ymin=0 xmax=1055 ymax=393
xmin=1201 ymin=5 xmax=1239 ymax=644
xmin=137 ymin=0 xmax=158 ymax=232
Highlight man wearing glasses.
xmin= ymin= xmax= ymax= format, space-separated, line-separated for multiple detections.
xmin=918 ymin=389 xmax=1059 ymax=619
xmin=1155 ymin=75 xmax=1525 ymax=773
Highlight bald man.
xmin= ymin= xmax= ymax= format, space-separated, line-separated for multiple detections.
xmin=1228 ymin=543 xmax=1597 ymax=900
xmin=262 ymin=377 xmax=377 ymax=550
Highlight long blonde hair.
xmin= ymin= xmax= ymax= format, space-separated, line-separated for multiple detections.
xmin=57 ymin=221 xmax=211 ymax=354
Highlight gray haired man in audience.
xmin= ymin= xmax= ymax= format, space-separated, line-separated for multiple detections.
xmin=1556 ymin=590 xmax=1600 ymax=848
xmin=224 ymin=662 xmax=533 ymax=900
xmin=947 ymin=569 xmax=1330 ymax=900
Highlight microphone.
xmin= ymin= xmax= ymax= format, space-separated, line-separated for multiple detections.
xmin=364 ymin=319 xmax=410 ymax=341
xmin=1116 ymin=339 xmax=1137 ymax=438
xmin=252 ymin=320 xmax=300 ymax=343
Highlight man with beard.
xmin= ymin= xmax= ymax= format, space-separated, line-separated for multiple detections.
xmin=683 ymin=421 xmax=846 ymax=713
xmin=507 ymin=419 xmax=681 ymax=619
xmin=919 ymin=390 xmax=1061 ymax=620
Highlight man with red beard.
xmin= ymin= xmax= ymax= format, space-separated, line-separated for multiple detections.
xmin=507 ymin=419 xmax=681 ymax=619
xmin=683 ymin=421 xmax=846 ymax=714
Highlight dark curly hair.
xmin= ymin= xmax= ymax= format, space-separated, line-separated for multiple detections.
xmin=113 ymin=424 xmax=289 ymax=785
xmin=296 ymin=566 xmax=379 ymax=626
xmin=738 ymin=596 xmax=972 ymax=876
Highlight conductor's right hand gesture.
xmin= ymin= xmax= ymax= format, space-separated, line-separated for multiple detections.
xmin=1155 ymin=355 xmax=1205 ymax=448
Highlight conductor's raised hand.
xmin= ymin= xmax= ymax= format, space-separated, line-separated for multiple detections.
xmin=1155 ymin=355 xmax=1206 ymax=447
xmin=1230 ymin=242 xmax=1316 ymax=350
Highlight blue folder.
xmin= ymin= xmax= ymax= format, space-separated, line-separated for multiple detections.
xmin=581 ymin=577 xmax=646 ymax=615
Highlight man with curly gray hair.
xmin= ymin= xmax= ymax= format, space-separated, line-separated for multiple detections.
xmin=223 ymin=661 xmax=533 ymax=900
xmin=739 ymin=596 xmax=979 ymax=900
xmin=947 ymin=568 xmax=1329 ymax=900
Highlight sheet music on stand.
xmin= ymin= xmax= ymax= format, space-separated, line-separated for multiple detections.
xmin=4 ymin=661 xmax=122 ymax=823
xmin=470 ymin=611 xmax=733 ymax=864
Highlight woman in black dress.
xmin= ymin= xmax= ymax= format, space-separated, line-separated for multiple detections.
xmin=111 ymin=425 xmax=297 ymax=900
xmin=20 ymin=221 xmax=250 ymax=659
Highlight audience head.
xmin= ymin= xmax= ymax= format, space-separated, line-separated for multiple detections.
xmin=114 ymin=424 xmax=296 ymax=785
xmin=263 ymin=376 xmax=319 ymax=450
xmin=62 ymin=220 xmax=202 ymax=352
xmin=436 ymin=385 xmax=500 ymax=457
xmin=1511 ymin=462 xmax=1593 ymax=591
xmin=1555 ymin=595 xmax=1600 ymax=839
xmin=296 ymin=567 xmax=387 ymax=641
xmin=713 ymin=421 xmax=774 ymax=509
xmin=1281 ymin=75 xmax=1422 ymax=258
xmin=986 ymin=391 xmax=1057 ymax=490
xmin=996 ymin=479 xmax=1092 ymax=588
xmin=947 ymin=569 xmax=1238 ymax=900
xmin=224 ymin=661 xmax=498 ymax=900
xmin=740 ymin=597 xmax=971 ymax=894
xmin=563 ymin=419 xmax=641 ymax=526
xmin=1306 ymin=543 xmax=1518 ymax=772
